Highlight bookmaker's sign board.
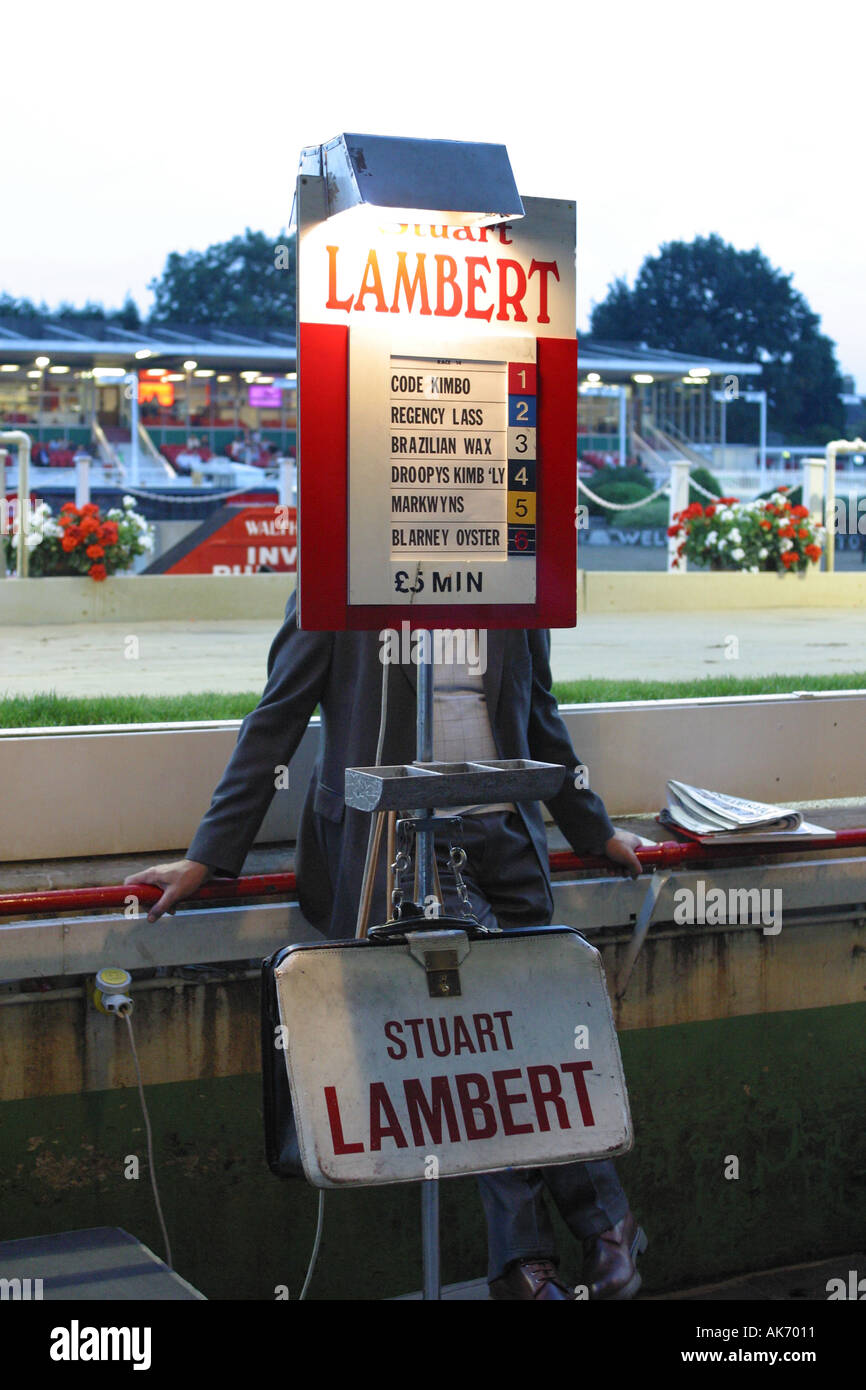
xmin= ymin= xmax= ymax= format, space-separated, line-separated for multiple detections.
xmin=295 ymin=144 xmax=577 ymax=630
xmin=274 ymin=927 xmax=632 ymax=1187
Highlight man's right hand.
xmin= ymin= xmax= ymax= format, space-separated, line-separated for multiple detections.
xmin=124 ymin=859 xmax=213 ymax=922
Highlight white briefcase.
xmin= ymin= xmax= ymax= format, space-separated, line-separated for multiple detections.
xmin=271 ymin=922 xmax=633 ymax=1188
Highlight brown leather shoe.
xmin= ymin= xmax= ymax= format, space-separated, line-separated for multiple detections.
xmin=582 ymin=1210 xmax=648 ymax=1300
xmin=490 ymin=1258 xmax=576 ymax=1301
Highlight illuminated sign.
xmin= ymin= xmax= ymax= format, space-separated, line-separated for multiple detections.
xmin=138 ymin=379 xmax=174 ymax=408
xmin=248 ymin=384 xmax=282 ymax=408
xmin=296 ymin=190 xmax=577 ymax=630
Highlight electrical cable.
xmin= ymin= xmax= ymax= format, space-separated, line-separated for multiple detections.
xmin=298 ymin=1191 xmax=325 ymax=1301
xmin=122 ymin=1007 xmax=173 ymax=1270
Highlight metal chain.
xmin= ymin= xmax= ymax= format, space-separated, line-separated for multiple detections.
xmin=447 ymin=840 xmax=476 ymax=921
xmin=390 ymin=819 xmax=412 ymax=919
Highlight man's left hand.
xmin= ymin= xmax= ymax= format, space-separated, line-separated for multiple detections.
xmin=602 ymin=830 xmax=643 ymax=879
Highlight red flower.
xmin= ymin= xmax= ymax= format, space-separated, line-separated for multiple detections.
xmin=797 ymin=527 xmax=810 ymax=539
xmin=705 ymin=505 xmax=716 ymax=517
xmin=61 ymin=534 xmax=79 ymax=552
xmin=759 ymin=519 xmax=772 ymax=530
xmin=666 ymin=524 xmax=681 ymax=537
xmin=805 ymin=544 xmax=822 ymax=562
xmin=80 ymin=517 xmax=100 ymax=537
xmin=779 ymin=525 xmax=796 ymax=539
xmin=777 ymin=485 xmax=790 ymax=492
xmin=86 ymin=544 xmax=105 ymax=559
xmin=88 ymin=564 xmax=107 ymax=582
xmin=792 ymin=505 xmax=810 ymax=518
xmin=80 ymin=502 xmax=100 ymax=516
xmin=60 ymin=502 xmax=78 ymax=514
xmin=101 ymin=521 xmax=119 ymax=544
xmin=718 ymin=496 xmax=739 ymax=505
xmin=781 ymin=550 xmax=799 ymax=567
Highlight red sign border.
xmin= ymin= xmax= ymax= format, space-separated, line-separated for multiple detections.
xmin=297 ymin=324 xmax=576 ymax=630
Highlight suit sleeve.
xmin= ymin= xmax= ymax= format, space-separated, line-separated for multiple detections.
xmin=525 ymin=628 xmax=616 ymax=855
xmin=186 ymin=594 xmax=334 ymax=876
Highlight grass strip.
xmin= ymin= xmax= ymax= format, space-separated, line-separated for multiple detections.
xmin=2 ymin=672 xmax=866 ymax=729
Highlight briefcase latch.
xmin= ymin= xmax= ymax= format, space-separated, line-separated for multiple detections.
xmin=405 ymin=929 xmax=471 ymax=998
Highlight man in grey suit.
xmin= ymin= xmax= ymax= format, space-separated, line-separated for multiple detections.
xmin=131 ymin=593 xmax=647 ymax=1301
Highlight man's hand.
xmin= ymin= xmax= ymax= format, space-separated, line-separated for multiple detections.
xmin=124 ymin=859 xmax=213 ymax=922
xmin=602 ymin=830 xmax=643 ymax=879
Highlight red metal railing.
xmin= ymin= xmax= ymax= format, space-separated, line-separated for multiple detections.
xmin=2 ymin=829 xmax=863 ymax=917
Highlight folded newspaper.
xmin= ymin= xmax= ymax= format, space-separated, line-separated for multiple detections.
xmin=659 ymin=780 xmax=834 ymax=843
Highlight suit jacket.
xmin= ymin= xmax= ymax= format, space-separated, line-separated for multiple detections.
xmin=187 ymin=593 xmax=615 ymax=937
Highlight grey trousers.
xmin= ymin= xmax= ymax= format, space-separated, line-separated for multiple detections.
xmin=433 ymin=811 xmax=629 ymax=1282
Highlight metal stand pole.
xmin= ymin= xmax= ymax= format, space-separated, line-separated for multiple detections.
xmin=416 ymin=629 xmax=440 ymax=1300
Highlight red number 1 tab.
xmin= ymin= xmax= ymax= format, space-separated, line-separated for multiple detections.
xmin=508 ymin=363 xmax=537 ymax=395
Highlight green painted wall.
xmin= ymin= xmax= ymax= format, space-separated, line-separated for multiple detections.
xmin=2 ymin=1002 xmax=863 ymax=1299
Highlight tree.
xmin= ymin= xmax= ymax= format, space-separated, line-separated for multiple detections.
xmin=590 ymin=234 xmax=844 ymax=444
xmin=148 ymin=228 xmax=296 ymax=332
xmin=0 ymin=293 xmax=141 ymax=329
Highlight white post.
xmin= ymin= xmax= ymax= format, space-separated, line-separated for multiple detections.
xmin=128 ymin=372 xmax=141 ymax=486
xmin=75 ymin=454 xmax=91 ymax=508
xmin=618 ymin=387 xmax=627 ymax=469
xmin=279 ymin=457 xmax=295 ymax=508
xmin=667 ymin=458 xmax=690 ymax=572
xmin=1 ymin=430 xmax=33 ymax=578
xmin=0 ymin=448 xmax=6 ymax=580
xmin=802 ymin=456 xmax=826 ymax=527
xmin=758 ymin=391 xmax=767 ymax=481
xmin=825 ymin=442 xmax=837 ymax=573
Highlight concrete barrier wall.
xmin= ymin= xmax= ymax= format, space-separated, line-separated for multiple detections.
xmin=2 ymin=692 xmax=865 ymax=861
xmin=3 ymin=567 xmax=866 ymax=624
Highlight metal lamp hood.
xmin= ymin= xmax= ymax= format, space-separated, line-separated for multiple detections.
xmin=293 ymin=133 xmax=525 ymax=227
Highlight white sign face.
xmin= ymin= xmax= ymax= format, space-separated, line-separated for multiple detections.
xmin=388 ymin=357 xmax=507 ymax=562
xmin=347 ymin=332 xmax=538 ymax=607
xmin=275 ymin=928 xmax=633 ymax=1188
xmin=297 ymin=195 xmax=573 ymax=617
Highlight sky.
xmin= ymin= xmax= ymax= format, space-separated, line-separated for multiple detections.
xmin=4 ymin=0 xmax=865 ymax=388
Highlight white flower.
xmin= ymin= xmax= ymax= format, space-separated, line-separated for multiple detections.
xmin=122 ymin=495 xmax=136 ymax=508
xmin=729 ymin=528 xmax=742 ymax=544
xmin=140 ymin=535 xmax=154 ymax=552
xmin=706 ymin=530 xmax=718 ymax=546
xmin=719 ymin=508 xmax=734 ymax=522
xmin=25 ymin=531 xmax=43 ymax=550
xmin=718 ymin=538 xmax=728 ymax=549
xmin=731 ymin=547 xmax=745 ymax=561
xmin=781 ymin=538 xmax=794 ymax=552
xmin=758 ymin=547 xmax=768 ymax=559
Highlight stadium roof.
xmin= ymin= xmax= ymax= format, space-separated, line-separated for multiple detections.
xmin=0 ymin=316 xmax=296 ymax=370
xmin=579 ymin=337 xmax=762 ymax=380
xmin=0 ymin=316 xmax=760 ymax=380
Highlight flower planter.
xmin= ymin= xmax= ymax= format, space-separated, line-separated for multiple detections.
xmin=669 ymin=488 xmax=825 ymax=575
